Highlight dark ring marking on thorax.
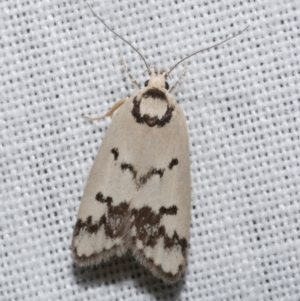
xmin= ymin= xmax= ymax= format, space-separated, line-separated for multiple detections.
xmin=142 ymin=88 xmax=167 ymax=101
xmin=143 ymin=115 xmax=159 ymax=127
xmin=131 ymin=97 xmax=175 ymax=128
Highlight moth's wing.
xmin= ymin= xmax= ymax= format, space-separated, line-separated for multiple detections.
xmin=120 ymin=95 xmax=191 ymax=283
xmin=71 ymin=98 xmax=136 ymax=266
xmin=72 ymin=91 xmax=191 ymax=283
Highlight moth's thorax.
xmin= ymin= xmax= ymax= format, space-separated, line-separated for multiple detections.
xmin=148 ymin=73 xmax=166 ymax=89
xmin=131 ymin=76 xmax=176 ymax=128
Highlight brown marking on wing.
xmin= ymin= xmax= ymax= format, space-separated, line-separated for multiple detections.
xmin=121 ymin=162 xmax=137 ymax=179
xmin=168 ymin=158 xmax=179 ymax=170
xmin=111 ymin=148 xmax=119 ymax=161
xmin=138 ymin=167 xmax=165 ymax=188
xmin=131 ymin=205 xmax=187 ymax=255
xmin=73 ymin=193 xmax=129 ymax=239
xmin=119 ymin=162 xmax=165 ymax=189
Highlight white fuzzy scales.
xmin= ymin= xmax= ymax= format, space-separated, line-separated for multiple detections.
xmin=72 ymin=71 xmax=191 ymax=283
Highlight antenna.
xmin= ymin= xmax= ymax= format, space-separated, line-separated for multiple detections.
xmin=167 ymin=25 xmax=249 ymax=76
xmin=87 ymin=2 xmax=150 ymax=74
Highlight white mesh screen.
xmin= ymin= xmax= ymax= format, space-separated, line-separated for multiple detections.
xmin=1 ymin=0 xmax=300 ymax=300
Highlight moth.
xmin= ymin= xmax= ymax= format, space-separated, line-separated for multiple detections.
xmin=72 ymin=3 xmax=248 ymax=284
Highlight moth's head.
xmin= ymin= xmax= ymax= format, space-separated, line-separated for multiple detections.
xmin=144 ymin=67 xmax=169 ymax=90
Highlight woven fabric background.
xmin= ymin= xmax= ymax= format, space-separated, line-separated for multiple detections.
xmin=1 ymin=0 xmax=300 ymax=300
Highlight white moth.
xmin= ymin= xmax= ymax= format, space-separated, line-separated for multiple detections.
xmin=72 ymin=3 xmax=248 ymax=284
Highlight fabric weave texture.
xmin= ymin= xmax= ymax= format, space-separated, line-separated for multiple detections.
xmin=1 ymin=0 xmax=300 ymax=300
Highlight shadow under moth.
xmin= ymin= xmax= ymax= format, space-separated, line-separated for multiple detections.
xmin=71 ymin=3 xmax=248 ymax=284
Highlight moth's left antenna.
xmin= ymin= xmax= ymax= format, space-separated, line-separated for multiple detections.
xmin=87 ymin=2 xmax=150 ymax=75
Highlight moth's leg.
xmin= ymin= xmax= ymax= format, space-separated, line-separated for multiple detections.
xmin=169 ymin=66 xmax=188 ymax=93
xmin=120 ymin=58 xmax=141 ymax=90
xmin=83 ymin=98 xmax=127 ymax=121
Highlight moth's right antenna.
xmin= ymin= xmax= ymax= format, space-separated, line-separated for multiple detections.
xmin=87 ymin=2 xmax=151 ymax=75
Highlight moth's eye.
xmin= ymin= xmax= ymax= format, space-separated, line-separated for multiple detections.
xmin=144 ymin=80 xmax=149 ymax=87
xmin=165 ymin=81 xmax=169 ymax=90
